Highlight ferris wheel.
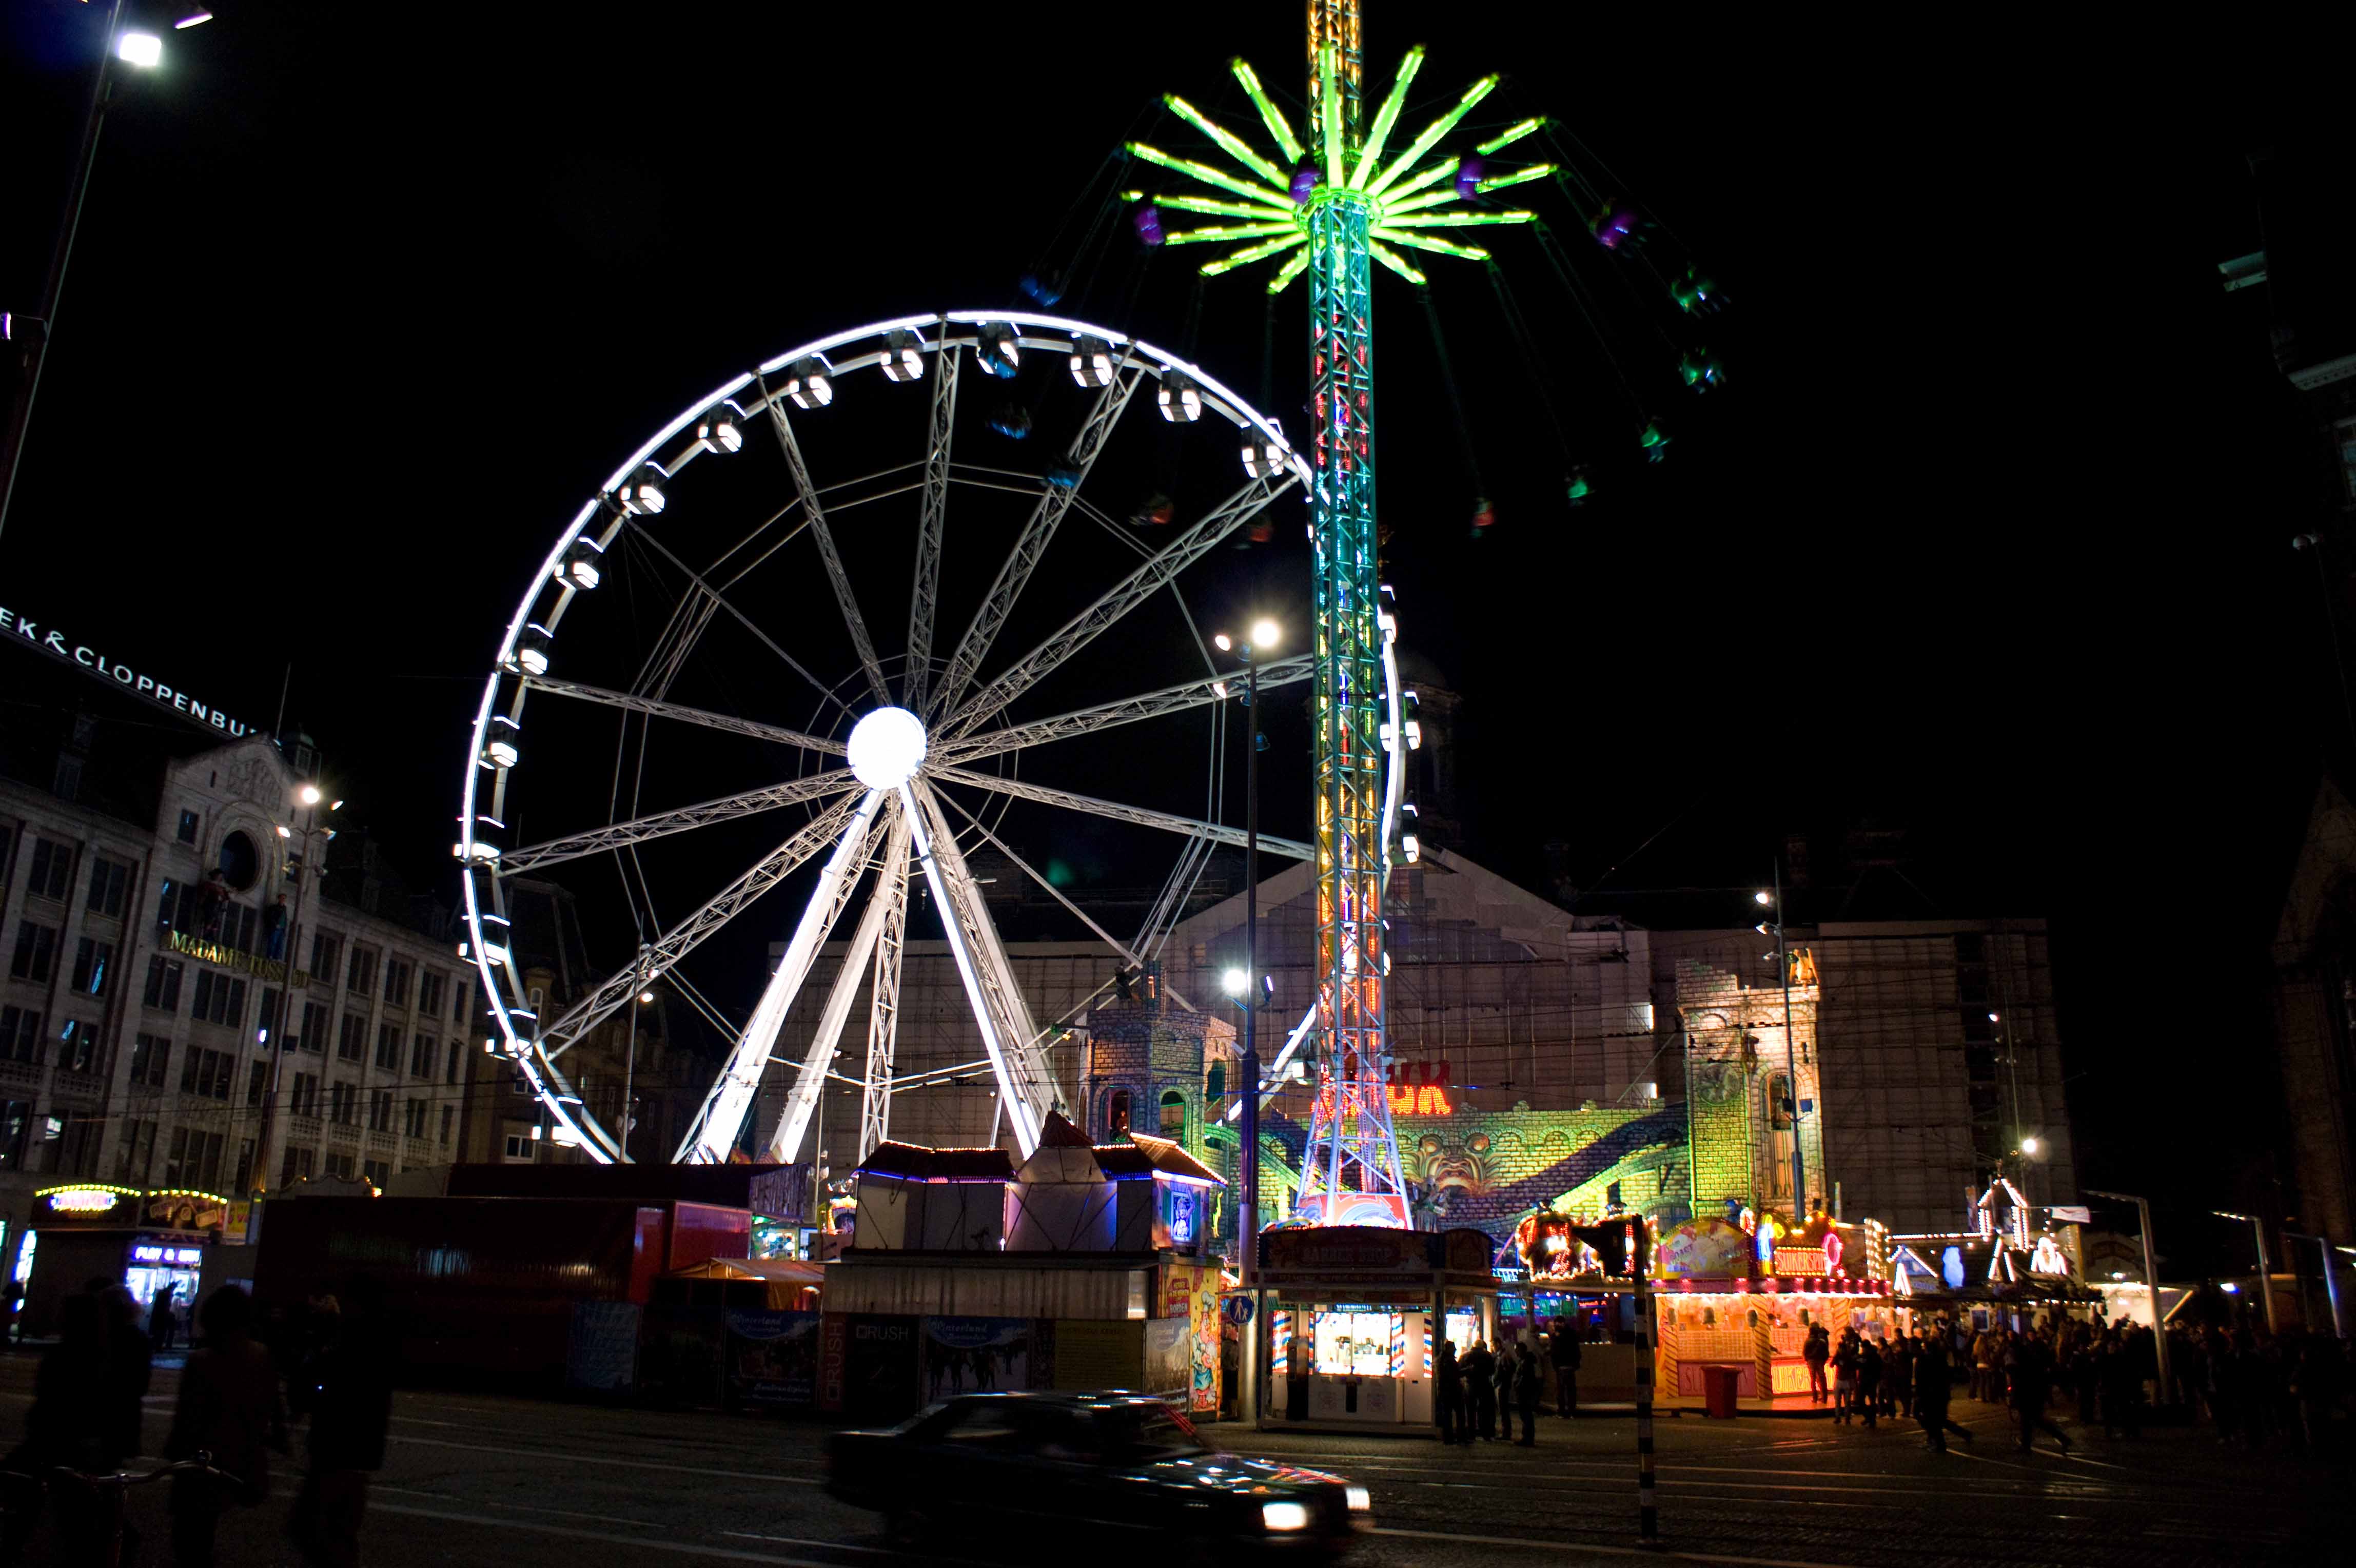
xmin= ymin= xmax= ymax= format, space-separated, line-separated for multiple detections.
xmin=456 ymin=311 xmax=1412 ymax=1166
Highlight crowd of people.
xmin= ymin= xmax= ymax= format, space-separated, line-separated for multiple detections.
xmin=1801 ymin=1310 xmax=2349 ymax=1456
xmin=1432 ymin=1312 xmax=1586 ymax=1445
xmin=3 ymin=1278 xmax=393 ymax=1566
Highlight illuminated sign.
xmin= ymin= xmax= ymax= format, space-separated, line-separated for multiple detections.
xmin=130 ymin=1243 xmax=205 ymax=1267
xmin=43 ymin=1188 xmax=122 ymax=1214
xmin=1386 ymin=1060 xmax=1452 ymax=1115
xmin=167 ymin=930 xmax=310 ymax=990
xmin=0 ymin=604 xmax=253 ymax=737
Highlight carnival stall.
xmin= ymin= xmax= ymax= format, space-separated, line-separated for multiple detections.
xmin=1644 ymin=1212 xmax=1899 ymax=1409
xmin=1259 ymin=1226 xmax=1499 ymax=1429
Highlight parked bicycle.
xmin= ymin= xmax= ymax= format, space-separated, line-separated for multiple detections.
xmin=1 ymin=1453 xmax=244 ymax=1567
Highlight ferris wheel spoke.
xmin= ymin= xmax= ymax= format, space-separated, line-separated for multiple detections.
xmin=769 ymin=812 xmax=910 ymax=1164
xmin=929 ymin=763 xmax=1314 ymax=861
xmin=763 ymin=397 xmax=893 ymax=708
xmin=902 ymin=349 xmax=960 ymax=714
xmin=535 ymin=791 xmax=867 ymax=1065
xmin=934 ymin=787 xmax=1148 ymax=971
xmin=938 ymin=655 xmax=1314 ymax=766
xmin=521 ymin=677 xmax=848 ymax=756
xmin=904 ymin=779 xmax=1061 ymax=1156
xmin=941 ymin=471 xmax=1297 ymax=743
xmin=498 ymin=769 xmax=858 ymax=876
xmin=931 ymin=363 xmax=1147 ymax=721
xmin=624 ymin=525 xmax=852 ymax=719
xmin=632 ymin=583 xmax=721 ymax=701
xmin=857 ymin=836 xmax=911 ymax=1163
xmin=678 ymin=789 xmax=893 ymax=1164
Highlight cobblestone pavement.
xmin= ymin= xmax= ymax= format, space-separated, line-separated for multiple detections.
xmin=0 ymin=1351 xmax=2342 ymax=1567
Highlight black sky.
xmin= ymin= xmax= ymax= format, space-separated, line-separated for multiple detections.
xmin=4 ymin=3 xmax=2348 ymax=1260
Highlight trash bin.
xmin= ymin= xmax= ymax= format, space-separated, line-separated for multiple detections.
xmin=1701 ymin=1364 xmax=1740 ymax=1419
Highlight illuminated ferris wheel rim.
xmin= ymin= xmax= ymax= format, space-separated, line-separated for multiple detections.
xmin=454 ymin=310 xmax=1415 ymax=1167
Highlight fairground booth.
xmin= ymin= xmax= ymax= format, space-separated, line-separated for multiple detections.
xmin=18 ymin=1183 xmax=230 ymax=1335
xmin=1258 ymin=1225 xmax=1499 ymax=1429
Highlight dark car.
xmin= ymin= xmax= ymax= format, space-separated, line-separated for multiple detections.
xmin=828 ymin=1391 xmax=1370 ymax=1554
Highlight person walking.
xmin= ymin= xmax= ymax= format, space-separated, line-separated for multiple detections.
xmin=1912 ymin=1335 xmax=1973 ymax=1453
xmin=2007 ymin=1333 xmax=2071 ymax=1455
xmin=1512 ymin=1342 xmax=1543 ymax=1446
xmin=1433 ymin=1336 xmax=1463 ymax=1445
xmin=1549 ymin=1313 xmax=1582 ymax=1419
xmin=1831 ymin=1332 xmax=1860 ymax=1425
xmin=97 ymin=1284 xmax=154 ymax=1473
xmin=1492 ymin=1336 xmax=1517 ymax=1439
xmin=4 ymin=1291 xmax=113 ymax=1559
xmin=150 ymin=1286 xmax=179 ymax=1353
xmin=1462 ymin=1338 xmax=1496 ymax=1441
xmin=289 ymin=1276 xmax=395 ymax=1568
xmin=1891 ymin=1333 xmax=1917 ymax=1421
xmin=166 ymin=1286 xmax=287 ymax=1566
xmin=1857 ymin=1339 xmax=1883 ymax=1430
xmin=1803 ymin=1323 xmax=1831 ymax=1406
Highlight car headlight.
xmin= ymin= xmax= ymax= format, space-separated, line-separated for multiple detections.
xmin=1262 ymin=1501 xmax=1311 ymax=1533
xmin=1345 ymin=1486 xmax=1371 ymax=1512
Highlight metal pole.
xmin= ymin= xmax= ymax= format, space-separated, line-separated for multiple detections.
xmin=254 ymin=802 xmax=316 ymax=1195
xmin=0 ymin=0 xmax=127 ymax=547
xmin=620 ymin=944 xmax=647 ymax=1163
xmin=1776 ymin=866 xmax=1804 ymax=1214
xmin=1241 ymin=644 xmax=1263 ymax=1420
xmin=2087 ymin=1188 xmax=2172 ymax=1403
xmin=2252 ymin=1217 xmax=2280 ymax=1336
xmin=1633 ymin=1223 xmax=1657 ymax=1545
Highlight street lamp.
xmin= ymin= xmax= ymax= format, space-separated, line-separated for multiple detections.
xmin=2083 ymin=1187 xmax=2174 ymax=1401
xmin=256 ymin=784 xmax=339 ymax=1196
xmin=2215 ymin=1209 xmax=2281 ymax=1335
xmin=1 ymin=0 xmax=192 ymax=544
xmin=1754 ymin=870 xmax=1807 ymax=1216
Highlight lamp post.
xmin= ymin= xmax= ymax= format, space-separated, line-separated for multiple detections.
xmin=2216 ymin=1209 xmax=2281 ymax=1335
xmin=1753 ymin=873 xmax=1806 ymax=1216
xmin=2281 ymin=1230 xmax=2346 ymax=1341
xmin=1215 ymin=616 xmax=1277 ymax=1420
xmin=0 ymin=3 xmax=201 ymax=545
xmin=2085 ymin=1187 xmax=2174 ymax=1403
xmin=256 ymin=783 xmax=336 ymax=1195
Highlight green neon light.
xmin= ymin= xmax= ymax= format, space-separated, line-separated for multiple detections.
xmin=1476 ymin=163 xmax=1555 ymax=193
xmin=1371 ymin=227 xmax=1489 ymax=261
xmin=1163 ymin=221 xmax=1301 ymax=247
xmin=1476 ymin=117 xmax=1545 ymax=156
xmin=1166 ymin=94 xmax=1292 ymax=189
xmin=1231 ymin=57 xmax=1305 ymax=164
xmin=1375 ymin=185 xmax=1461 ymax=219
xmin=1381 ymin=157 xmax=1460 ymax=206
xmin=1200 ymin=232 xmax=1309 ymax=277
xmin=1364 ymin=74 xmax=1499 ymax=200
xmin=1319 ymin=44 xmax=1345 ymax=190
xmin=1348 ymin=44 xmax=1424 ymax=190
xmin=1127 ymin=142 xmax=1293 ymax=209
xmin=1267 ymin=248 xmax=1311 ymax=293
xmin=1381 ymin=209 xmax=1536 ymax=229
xmin=1150 ymin=192 xmax=1295 ymax=222
xmin=1367 ymin=240 xmax=1428 ymax=285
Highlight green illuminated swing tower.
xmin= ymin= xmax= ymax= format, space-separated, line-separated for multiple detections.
xmin=1131 ymin=1 xmax=1543 ymax=1227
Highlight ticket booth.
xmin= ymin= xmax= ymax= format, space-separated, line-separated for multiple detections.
xmin=1256 ymin=1226 xmax=1498 ymax=1431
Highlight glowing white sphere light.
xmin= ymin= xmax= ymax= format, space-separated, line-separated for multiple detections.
xmin=847 ymin=707 xmax=928 ymax=790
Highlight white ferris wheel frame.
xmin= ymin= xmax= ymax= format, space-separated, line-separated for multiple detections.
xmin=455 ymin=310 xmax=1416 ymax=1166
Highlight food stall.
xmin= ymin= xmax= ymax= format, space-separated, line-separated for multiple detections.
xmin=19 ymin=1184 xmax=227 ymax=1336
xmin=1646 ymin=1214 xmax=1900 ymax=1410
xmin=1258 ymin=1226 xmax=1498 ymax=1430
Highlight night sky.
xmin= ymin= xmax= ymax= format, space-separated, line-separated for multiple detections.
xmin=4 ymin=4 xmax=2345 ymax=1262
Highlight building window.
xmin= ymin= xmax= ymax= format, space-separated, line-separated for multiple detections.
xmin=25 ymin=839 xmax=72 ymax=901
xmin=384 ymin=959 xmax=411 ymax=1010
xmin=337 ymin=1013 xmax=366 ymax=1062
xmin=86 ymin=858 xmax=129 ymax=918
xmin=0 ymin=1100 xmax=29 ymax=1169
xmin=280 ymin=1146 xmax=316 ymax=1186
xmin=347 ymin=947 xmax=378 ymax=998
xmin=256 ymin=988 xmax=282 ymax=1050
xmin=367 ymin=1088 xmax=394 ymax=1132
xmin=445 ymin=1040 xmax=462 ymax=1085
xmin=214 ymin=903 xmax=258 ymax=956
xmin=299 ymin=1002 xmax=329 ymax=1053
xmin=176 ymin=809 xmax=200 ymax=845
xmin=290 ymin=1072 xmax=319 ymax=1118
xmin=310 ymin=932 xmax=341 ymax=985
xmin=439 ymin=1104 xmax=455 ymax=1147
xmin=418 ymin=970 xmax=445 ymax=1017
xmin=191 ymin=970 xmax=247 ymax=1029
xmin=179 ymin=1046 xmax=233 ymax=1101
xmin=155 ymin=878 xmax=199 ymax=938
xmin=116 ymin=1120 xmax=157 ymax=1184
xmin=362 ymin=1158 xmax=389 ymax=1187
xmin=10 ymin=923 xmax=58 ymax=983
xmin=52 ymin=756 xmax=82 ymax=802
xmin=409 ymin=1032 xmax=434 ymax=1078
xmin=164 ymin=1126 xmax=226 ymax=1190
xmin=502 ymin=1129 xmax=537 ymax=1163
xmin=328 ymin=1082 xmax=356 ymax=1125
xmin=56 ymin=1018 xmax=104 ymax=1076
xmin=453 ymin=979 xmax=472 ymax=1025
xmin=373 ymin=1022 xmax=400 ymax=1071
xmin=1160 ymin=1090 xmax=1186 ymax=1135
xmin=323 ymin=1151 xmax=356 ymax=1180
xmin=403 ymin=1097 xmax=428 ymax=1139
xmin=247 ymin=1061 xmax=267 ymax=1107
xmin=1206 ymin=1063 xmax=1225 ymax=1101
xmin=0 ymin=1007 xmax=44 ymax=1066
xmin=129 ymin=1032 xmax=171 ymax=1087
xmin=70 ymin=938 xmax=113 ymax=996
xmin=1763 ymin=1072 xmax=1796 ymax=1201
xmin=231 ymin=1139 xmax=255 ymax=1192
xmin=1107 ymin=1090 xmax=1131 ymax=1136
xmin=143 ymin=957 xmax=184 ymax=1012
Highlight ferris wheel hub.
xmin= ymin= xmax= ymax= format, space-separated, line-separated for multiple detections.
xmin=847 ymin=705 xmax=929 ymax=790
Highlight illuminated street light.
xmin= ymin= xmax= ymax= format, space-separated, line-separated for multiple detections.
xmin=1213 ymin=632 xmax=1233 ymax=652
xmin=116 ymin=31 xmax=163 ymax=67
xmin=174 ymin=6 xmax=215 ymax=26
xmin=1754 ymin=890 xmax=1773 ymax=906
xmin=2019 ymin=1135 xmax=2041 ymax=1157
xmin=299 ymin=785 xmax=323 ymax=807
xmin=1250 ymin=617 xmax=1280 ymax=649
xmin=1222 ymin=968 xmax=1248 ymax=997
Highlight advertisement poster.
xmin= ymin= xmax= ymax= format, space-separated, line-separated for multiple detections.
xmin=1052 ymin=1319 xmax=1141 ymax=1389
xmin=726 ymin=1310 xmax=821 ymax=1406
xmin=843 ymin=1314 xmax=921 ymax=1423
xmin=921 ymin=1317 xmax=1035 ymax=1400
xmin=1161 ymin=1264 xmax=1222 ymax=1414
xmin=565 ymin=1301 xmax=641 ymax=1393
xmin=1144 ymin=1317 xmax=1190 ymax=1399
xmin=1654 ymin=1219 xmax=1752 ymax=1280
